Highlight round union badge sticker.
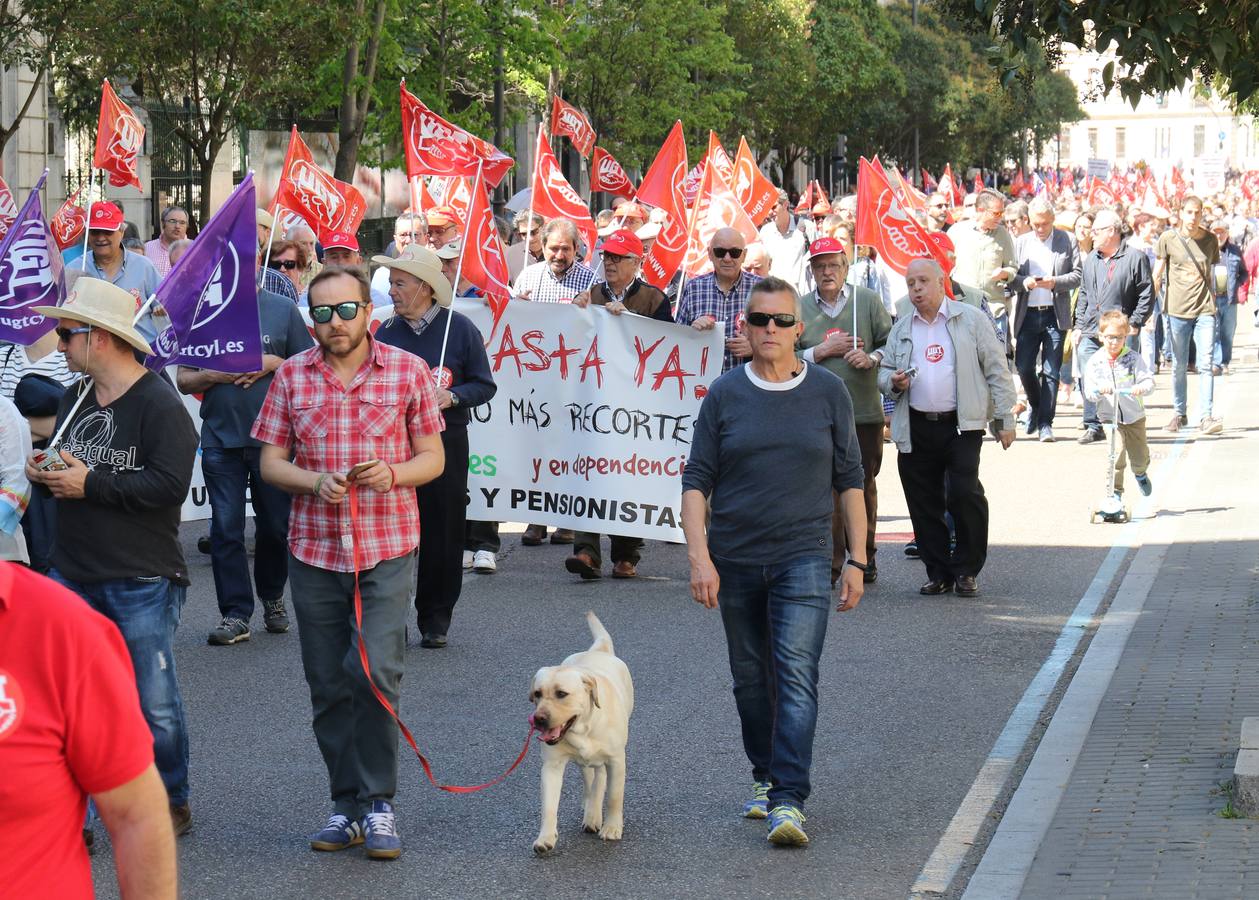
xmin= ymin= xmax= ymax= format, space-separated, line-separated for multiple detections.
xmin=926 ymin=343 xmax=945 ymax=363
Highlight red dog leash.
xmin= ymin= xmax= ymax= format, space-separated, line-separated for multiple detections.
xmin=348 ymin=488 xmax=535 ymax=793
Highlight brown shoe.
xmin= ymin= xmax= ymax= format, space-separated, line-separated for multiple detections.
xmin=550 ymin=528 xmax=575 ymax=545
xmin=611 ymin=560 xmax=638 ymax=579
xmin=1165 ymin=413 xmax=1188 ymax=433
xmin=171 ymin=803 xmax=192 ymax=837
xmin=521 ymin=524 xmax=546 ymax=546
xmin=955 ymin=575 xmax=979 ymax=597
xmin=564 ymin=551 xmax=601 ymax=579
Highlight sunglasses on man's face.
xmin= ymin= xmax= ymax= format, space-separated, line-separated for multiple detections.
xmin=270 ymin=259 xmax=299 ymax=271
xmin=745 ymin=311 xmax=798 ymax=328
xmin=711 ymin=247 xmax=744 ymax=260
xmin=309 ymin=301 xmax=367 ymax=324
xmin=56 ymin=326 xmax=91 ymax=342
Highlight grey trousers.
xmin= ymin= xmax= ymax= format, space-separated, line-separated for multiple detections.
xmin=289 ymin=550 xmax=416 ymax=818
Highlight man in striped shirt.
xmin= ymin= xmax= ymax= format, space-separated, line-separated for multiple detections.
xmin=512 ymin=218 xmax=595 ymax=302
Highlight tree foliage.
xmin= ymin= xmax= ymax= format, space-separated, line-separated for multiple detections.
xmin=0 ymin=0 xmax=88 ymax=156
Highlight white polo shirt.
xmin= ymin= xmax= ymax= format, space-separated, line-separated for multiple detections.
xmin=908 ymin=300 xmax=956 ymax=413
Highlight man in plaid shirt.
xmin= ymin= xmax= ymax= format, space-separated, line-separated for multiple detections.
xmin=676 ymin=227 xmax=763 ymax=371
xmin=253 ymin=266 xmax=445 ymax=861
xmin=512 ymin=218 xmax=595 ymax=302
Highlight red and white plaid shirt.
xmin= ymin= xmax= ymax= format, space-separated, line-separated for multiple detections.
xmin=251 ymin=337 xmax=445 ymax=572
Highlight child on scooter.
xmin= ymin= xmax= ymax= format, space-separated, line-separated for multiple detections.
xmin=1083 ymin=310 xmax=1156 ymax=497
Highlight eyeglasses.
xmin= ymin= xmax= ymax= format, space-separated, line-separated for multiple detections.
xmin=745 ymin=312 xmax=798 ymax=328
xmin=603 ymin=252 xmax=634 ymax=265
xmin=1090 ymin=225 xmax=1115 ymax=234
xmin=1099 ymin=333 xmax=1127 ymax=342
xmin=270 ymin=259 xmax=299 ymax=271
xmin=56 ymin=326 xmax=91 ymax=342
xmin=711 ymin=247 xmax=744 ymax=259
xmin=308 ymin=301 xmax=367 ymax=324
xmin=163 ymin=218 xmax=188 ymax=227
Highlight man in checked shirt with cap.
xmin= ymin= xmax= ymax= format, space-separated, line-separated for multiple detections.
xmin=253 ymin=265 xmax=445 ymax=860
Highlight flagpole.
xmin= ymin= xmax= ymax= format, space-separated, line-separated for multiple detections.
xmin=436 ymin=158 xmax=482 ymax=379
xmin=78 ymin=168 xmax=96 ymax=270
xmin=520 ymin=126 xmax=542 ymax=292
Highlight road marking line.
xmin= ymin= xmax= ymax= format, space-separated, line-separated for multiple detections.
xmin=908 ymin=398 xmax=1207 ymax=898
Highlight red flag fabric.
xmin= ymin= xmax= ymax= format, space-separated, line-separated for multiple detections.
xmin=973 ymin=173 xmax=985 ymax=193
xmin=940 ymin=164 xmax=963 ymax=206
xmin=1010 ymin=169 xmax=1026 ymax=197
xmin=407 ymin=176 xmax=438 ymax=213
xmin=590 ymin=147 xmax=637 ymax=198
xmin=706 ymin=132 xmax=734 ymax=185
xmin=682 ymin=162 xmax=762 ymax=277
xmin=637 ymin=121 xmax=689 ymax=289
xmin=1061 ymin=168 xmax=1075 ymax=188
xmin=731 ymin=137 xmax=778 ymax=225
xmin=271 ymin=126 xmax=367 ymax=235
xmin=855 ymin=157 xmax=951 ymax=286
xmin=549 ymin=96 xmax=596 ymax=158
xmin=682 ymin=159 xmax=706 ymax=206
xmin=1241 ymin=171 xmax=1259 ymax=201
xmin=792 ymin=181 xmax=816 ymax=215
xmin=921 ymin=168 xmax=939 ymax=193
xmin=1086 ymin=176 xmax=1119 ymax=207
xmin=460 ymin=167 xmax=512 ymax=342
xmin=530 ymin=130 xmax=597 ymax=253
xmin=0 ymin=176 xmax=17 ymax=239
xmin=92 ymin=79 xmax=144 ymax=191
xmin=430 ymin=176 xmax=472 ymax=227
xmin=399 ymin=81 xmax=514 ymax=188
xmin=1170 ymin=166 xmax=1187 ymax=200
xmin=890 ymin=166 xmax=926 ymax=212
xmin=50 ymin=190 xmax=87 ymax=250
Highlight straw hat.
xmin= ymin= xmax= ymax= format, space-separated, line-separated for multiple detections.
xmin=370 ymin=245 xmax=453 ymax=308
xmin=33 ymin=277 xmax=153 ymax=355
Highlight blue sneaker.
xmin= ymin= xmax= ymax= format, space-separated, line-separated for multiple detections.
xmin=361 ymin=800 xmax=402 ymax=860
xmin=741 ymin=781 xmax=771 ymax=819
xmin=1135 ymin=473 xmax=1152 ymax=496
xmin=767 ymin=805 xmax=808 ymax=846
xmin=308 ymin=813 xmax=363 ymax=851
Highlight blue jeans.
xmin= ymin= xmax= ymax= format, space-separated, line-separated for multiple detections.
xmin=714 ymin=554 xmax=831 ymax=811
xmin=202 ymin=446 xmax=291 ymax=621
xmin=1215 ymin=299 xmax=1237 ymax=367
xmin=49 ymin=569 xmax=190 ymax=805
xmin=1014 ymin=308 xmax=1064 ymax=429
xmin=1168 ymin=314 xmax=1216 ymax=420
xmin=1078 ymin=335 xmax=1102 ymax=429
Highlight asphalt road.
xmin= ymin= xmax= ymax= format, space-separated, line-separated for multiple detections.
xmin=88 ymin=379 xmax=1204 ymax=899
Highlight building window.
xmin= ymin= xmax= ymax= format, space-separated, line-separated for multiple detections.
xmin=1088 ymin=128 xmax=1099 ymax=158
xmin=1194 ymin=124 xmax=1205 ymax=157
xmin=1155 ymin=127 xmax=1172 ymax=159
xmin=1115 ymin=128 xmax=1126 ymax=159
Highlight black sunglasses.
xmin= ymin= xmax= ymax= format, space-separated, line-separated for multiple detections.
xmin=711 ymin=247 xmax=744 ymax=259
xmin=270 ymin=259 xmax=299 ymax=271
xmin=745 ymin=312 xmax=798 ymax=328
xmin=309 ymin=301 xmax=367 ymax=324
xmin=56 ymin=326 xmax=91 ymax=342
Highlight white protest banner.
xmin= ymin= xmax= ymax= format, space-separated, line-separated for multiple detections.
xmin=453 ymin=298 xmax=724 ymax=541
xmin=1086 ymin=158 xmax=1110 ymax=179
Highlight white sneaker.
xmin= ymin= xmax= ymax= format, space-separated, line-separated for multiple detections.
xmin=473 ymin=550 xmax=497 ymax=573
xmin=462 ymin=550 xmax=474 ymax=570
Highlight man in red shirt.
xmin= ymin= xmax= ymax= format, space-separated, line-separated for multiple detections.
xmin=253 ymin=265 xmax=445 ymax=860
xmin=0 ymin=562 xmax=176 ymax=898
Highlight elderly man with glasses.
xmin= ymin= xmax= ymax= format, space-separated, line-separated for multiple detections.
xmin=676 ymin=228 xmax=764 ymax=372
xmin=145 ymin=206 xmax=189 ymax=276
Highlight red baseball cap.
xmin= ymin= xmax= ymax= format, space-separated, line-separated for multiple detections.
xmin=321 ymin=230 xmax=359 ymax=251
xmin=808 ymin=237 xmax=846 ymax=259
xmin=926 ymin=231 xmax=956 ymax=273
xmin=88 ymin=201 xmax=126 ymax=232
xmin=601 ymin=229 xmax=643 ymax=258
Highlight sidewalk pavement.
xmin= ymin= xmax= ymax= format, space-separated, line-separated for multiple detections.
xmin=962 ymin=327 xmax=1259 ymax=898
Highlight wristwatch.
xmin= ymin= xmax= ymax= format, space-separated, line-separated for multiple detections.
xmin=448 ymin=392 xmax=460 ymax=407
xmin=845 ymin=559 xmax=870 ymax=573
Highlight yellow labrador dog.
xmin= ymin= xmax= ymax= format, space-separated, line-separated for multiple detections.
xmin=530 ymin=612 xmax=634 ymax=854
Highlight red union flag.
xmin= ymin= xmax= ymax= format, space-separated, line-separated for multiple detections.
xmin=1086 ymin=176 xmax=1118 ymax=207
xmin=461 ymin=167 xmax=512 ymax=343
xmin=50 ymin=190 xmax=87 ymax=249
xmin=855 ymin=157 xmax=949 ymax=280
xmin=1241 ymin=171 xmax=1259 ymax=201
xmin=92 ymin=80 xmax=144 ymax=191
xmin=706 ymin=132 xmax=734 ymax=185
xmin=637 ymin=121 xmax=689 ymax=289
xmin=431 ymin=176 xmax=472 ymax=226
xmin=921 ymin=168 xmax=939 ymax=192
xmin=550 ymin=96 xmax=596 ymax=158
xmin=590 ymin=147 xmax=636 ymax=198
xmin=530 ymin=130 xmax=597 ymax=253
xmin=890 ymin=165 xmax=927 ymax=212
xmin=940 ymin=163 xmax=963 ymax=206
xmin=1170 ymin=166 xmax=1187 ymax=200
xmin=0 ymin=176 xmax=17 ymax=239
xmin=683 ymin=162 xmax=761 ymax=277
xmin=400 ymin=82 xmax=513 ymax=188
xmin=731 ymin=137 xmax=777 ymax=225
xmin=408 ymin=176 xmax=438 ymax=212
xmin=682 ymin=159 xmax=705 ymax=205
xmin=271 ymin=126 xmax=367 ymax=234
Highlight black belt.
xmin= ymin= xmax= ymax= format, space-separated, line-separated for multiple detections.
xmin=910 ymin=408 xmax=958 ymax=422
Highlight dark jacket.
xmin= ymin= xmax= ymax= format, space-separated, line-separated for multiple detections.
xmin=1013 ymin=228 xmax=1081 ymax=333
xmin=1073 ymin=244 xmax=1153 ymax=335
xmin=591 ymin=279 xmax=672 ymax=322
xmin=1217 ymin=240 xmax=1249 ymax=305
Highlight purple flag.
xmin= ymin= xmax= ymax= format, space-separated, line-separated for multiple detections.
xmin=0 ymin=172 xmax=64 ymax=345
xmin=145 ymin=173 xmax=262 ymax=373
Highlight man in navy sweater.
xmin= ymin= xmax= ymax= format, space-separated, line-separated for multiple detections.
xmin=373 ymin=246 xmax=496 ymax=648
